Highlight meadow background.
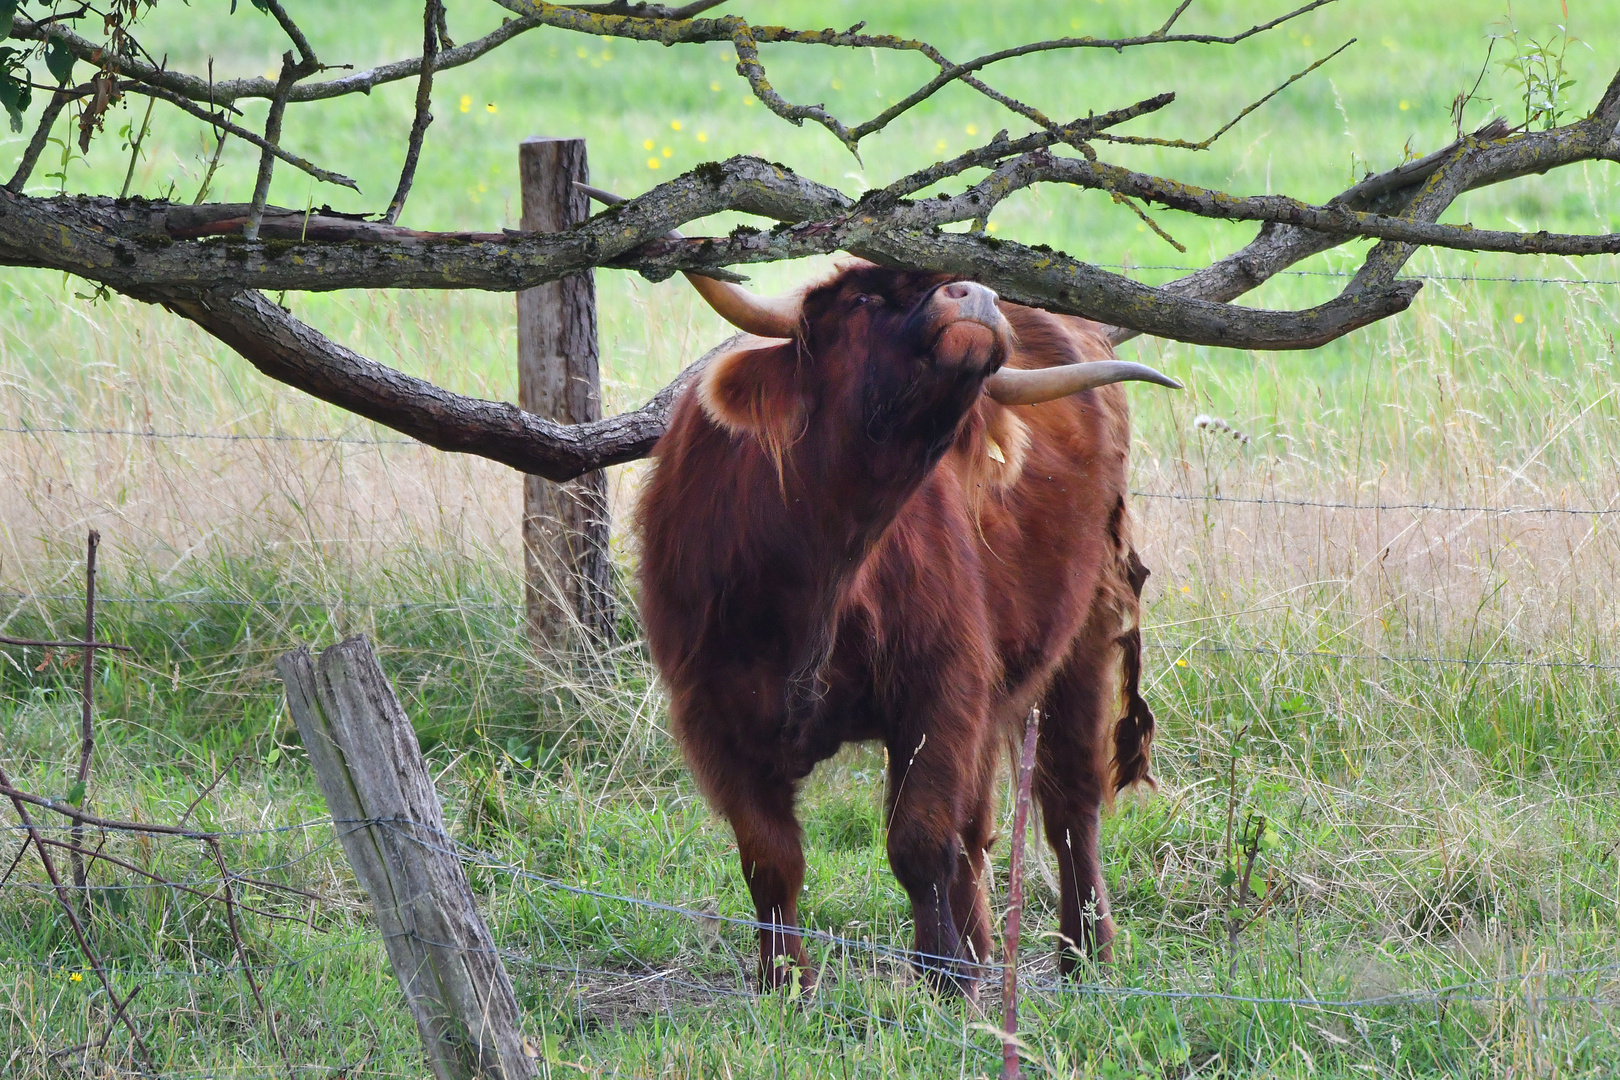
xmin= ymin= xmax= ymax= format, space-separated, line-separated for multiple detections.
xmin=4 ymin=1 xmax=1620 ymax=1076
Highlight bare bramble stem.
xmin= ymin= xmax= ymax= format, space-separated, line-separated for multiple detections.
xmin=0 ymin=763 xmax=156 ymax=1071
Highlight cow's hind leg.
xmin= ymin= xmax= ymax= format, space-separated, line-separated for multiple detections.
xmin=714 ymin=773 xmax=814 ymax=992
xmin=1037 ymin=642 xmax=1119 ymax=974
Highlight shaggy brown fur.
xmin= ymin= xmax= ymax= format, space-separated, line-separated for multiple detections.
xmin=637 ymin=263 xmax=1156 ymax=994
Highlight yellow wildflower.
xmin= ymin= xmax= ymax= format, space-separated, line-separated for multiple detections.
xmin=648 ymin=158 xmax=661 ymax=170
xmin=459 ymin=95 xmax=471 ymax=114
xmin=1175 ymin=659 xmax=1188 ymax=668
xmin=70 ymin=972 xmax=83 ymax=983
xmin=643 ymin=138 xmax=655 ymax=150
xmin=1513 ymin=314 xmax=1525 ymax=324
xmin=696 ymin=131 xmax=708 ymax=143
xmin=662 ymin=146 xmax=673 ymax=158
xmin=710 ymin=80 xmax=722 ymax=92
xmin=671 ymin=120 xmax=683 ymax=131
xmin=965 ymin=124 xmax=978 ymax=136
xmin=486 ymin=103 xmax=497 ymax=114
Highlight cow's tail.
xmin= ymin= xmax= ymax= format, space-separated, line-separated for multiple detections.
xmin=1111 ymin=546 xmax=1156 ymax=796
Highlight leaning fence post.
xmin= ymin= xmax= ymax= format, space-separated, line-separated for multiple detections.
xmin=276 ymin=636 xmax=537 ymax=1080
xmin=517 ymin=135 xmax=615 ymax=651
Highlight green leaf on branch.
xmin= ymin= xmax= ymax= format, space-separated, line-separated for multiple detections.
xmin=0 ymin=69 xmax=31 ymax=132
xmin=63 ymin=780 xmax=86 ymax=805
xmin=0 ymin=0 xmax=17 ymax=40
xmin=45 ymin=38 xmax=73 ymax=85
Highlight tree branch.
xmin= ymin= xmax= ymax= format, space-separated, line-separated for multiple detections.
xmin=151 ymin=289 xmax=726 ymax=481
xmin=383 ymin=0 xmax=444 ymax=225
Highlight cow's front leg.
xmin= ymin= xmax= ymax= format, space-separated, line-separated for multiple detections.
xmin=885 ymin=730 xmax=978 ymax=996
xmin=715 ymin=774 xmax=813 ymax=992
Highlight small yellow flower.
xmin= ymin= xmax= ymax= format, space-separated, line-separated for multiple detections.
xmin=576 ymin=46 xmax=589 ymax=59
xmin=831 ymin=79 xmax=843 ymax=91
xmin=1301 ymin=34 xmax=1312 ymax=47
xmin=986 ymin=222 xmax=998 ymax=233
xmin=1399 ymin=100 xmax=1410 ymax=111
xmin=600 ymin=50 xmax=613 ymax=61
xmin=743 ymin=96 xmax=756 ymax=107
xmin=1513 ymin=313 xmax=1525 ymax=324
xmin=695 ymin=131 xmax=708 ymax=143
xmin=662 ymin=146 xmax=673 ymax=158
xmin=710 ymin=80 xmax=722 ymax=92
xmin=647 ymin=158 xmax=661 ymax=170
xmin=671 ymin=120 xmax=683 ymax=131
xmin=1175 ymin=659 xmax=1188 ymax=668
xmin=70 ymin=972 xmax=83 ymax=983
xmin=643 ymin=138 xmax=655 ymax=150
xmin=965 ymin=124 xmax=979 ymax=136
xmin=486 ymin=103 xmax=497 ymax=114
xmin=935 ymin=139 xmax=948 ymax=151
xmin=1180 ymin=585 xmax=1191 ymax=593
xmin=459 ymin=95 xmax=471 ymax=114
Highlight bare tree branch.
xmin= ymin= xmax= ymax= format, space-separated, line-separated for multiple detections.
xmin=150 ymin=289 xmax=722 ymax=481
xmin=6 ymin=86 xmax=73 ymax=192
xmin=383 ymin=0 xmax=444 ymax=225
xmin=244 ymin=53 xmax=303 ymax=240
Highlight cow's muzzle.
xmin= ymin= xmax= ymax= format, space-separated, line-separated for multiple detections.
xmin=922 ymin=281 xmax=1011 ymax=374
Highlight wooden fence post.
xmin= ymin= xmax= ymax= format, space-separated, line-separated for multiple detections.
xmin=276 ymin=637 xmax=537 ymax=1080
xmin=517 ymin=136 xmax=615 ymax=651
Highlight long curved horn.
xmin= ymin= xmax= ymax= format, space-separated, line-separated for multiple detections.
xmin=984 ymin=360 xmax=1182 ymax=406
xmin=575 ymin=182 xmax=801 ymax=339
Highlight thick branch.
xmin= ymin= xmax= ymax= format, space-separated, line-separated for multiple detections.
xmin=151 ymin=289 xmax=726 ymax=481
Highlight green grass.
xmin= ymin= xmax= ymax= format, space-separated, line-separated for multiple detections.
xmin=5 ymin=0 xmax=1620 ymax=1076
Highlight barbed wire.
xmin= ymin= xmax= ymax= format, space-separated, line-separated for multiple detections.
xmin=8 ymin=424 xmax=1618 ymax=518
xmin=7 ymin=813 xmax=1618 ymax=1014
xmin=1132 ymin=490 xmax=1620 ymax=516
xmin=3 ymin=592 xmax=1614 ymax=673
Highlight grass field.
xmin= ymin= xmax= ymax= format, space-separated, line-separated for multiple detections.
xmin=4 ymin=1 xmax=1620 ymax=1076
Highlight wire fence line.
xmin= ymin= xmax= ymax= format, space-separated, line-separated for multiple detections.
xmin=7 ymin=812 xmax=1619 ymax=1017
xmin=2 ymin=591 xmax=1615 ymax=674
xmin=10 ymin=422 xmax=1619 ymax=518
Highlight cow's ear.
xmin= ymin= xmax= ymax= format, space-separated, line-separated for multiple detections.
xmin=696 ymin=339 xmax=806 ymax=452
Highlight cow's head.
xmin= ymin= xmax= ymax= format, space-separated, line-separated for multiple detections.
xmin=688 ymin=261 xmax=1178 ymax=485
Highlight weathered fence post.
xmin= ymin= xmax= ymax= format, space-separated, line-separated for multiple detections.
xmin=276 ymin=637 xmax=537 ymax=1080
xmin=517 ymin=136 xmax=615 ymax=651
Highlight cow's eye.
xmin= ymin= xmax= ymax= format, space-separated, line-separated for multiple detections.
xmin=853 ymin=294 xmax=881 ymax=308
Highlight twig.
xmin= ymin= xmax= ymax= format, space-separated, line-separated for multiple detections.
xmin=69 ymin=529 xmax=98 ymax=905
xmin=119 ymin=59 xmax=163 ymax=198
xmin=246 ymin=54 xmax=303 ymax=240
xmin=0 ymin=762 xmax=155 ymax=1071
xmin=121 ymin=79 xmax=358 ymax=191
xmin=384 ymin=0 xmax=443 ymax=224
xmin=35 ymin=835 xmax=327 ymax=928
xmin=0 ymin=634 xmax=131 ymax=651
xmin=1001 ymin=707 xmax=1041 ymax=1080
xmin=260 ymin=0 xmax=318 ymax=71
xmin=0 ymin=782 xmax=222 ymax=839
xmin=6 ymin=85 xmax=74 ymax=192
xmin=209 ymin=838 xmax=290 ymax=1070
xmin=177 ymin=750 xmax=242 ymax=827
xmin=0 ymin=836 xmax=32 ymax=887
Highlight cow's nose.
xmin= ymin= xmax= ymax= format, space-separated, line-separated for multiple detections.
xmin=931 ymin=280 xmax=1001 ymax=326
